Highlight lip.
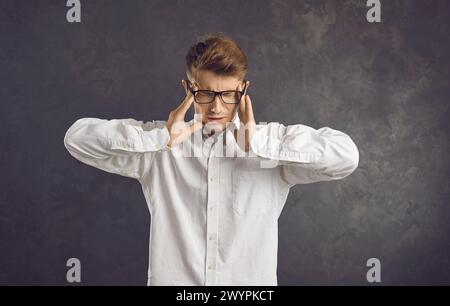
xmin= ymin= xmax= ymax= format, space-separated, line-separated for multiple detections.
xmin=207 ymin=116 xmax=225 ymax=121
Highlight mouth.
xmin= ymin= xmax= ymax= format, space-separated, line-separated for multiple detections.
xmin=207 ymin=116 xmax=226 ymax=122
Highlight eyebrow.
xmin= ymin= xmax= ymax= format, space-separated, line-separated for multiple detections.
xmin=195 ymin=83 xmax=240 ymax=91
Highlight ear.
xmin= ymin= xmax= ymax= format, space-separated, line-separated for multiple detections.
xmin=243 ymin=80 xmax=250 ymax=94
xmin=187 ymin=78 xmax=200 ymax=91
xmin=181 ymin=79 xmax=189 ymax=95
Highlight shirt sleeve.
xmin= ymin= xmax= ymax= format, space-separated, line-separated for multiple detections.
xmin=63 ymin=117 xmax=170 ymax=180
xmin=249 ymin=122 xmax=359 ymax=187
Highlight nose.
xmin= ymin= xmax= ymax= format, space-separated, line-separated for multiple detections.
xmin=210 ymin=95 xmax=225 ymax=113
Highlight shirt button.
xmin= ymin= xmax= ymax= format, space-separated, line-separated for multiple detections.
xmin=210 ymin=177 xmax=214 ymax=181
xmin=209 ymin=235 xmax=214 ymax=240
xmin=208 ymin=265 xmax=214 ymax=270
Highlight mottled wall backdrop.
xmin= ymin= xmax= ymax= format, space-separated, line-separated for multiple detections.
xmin=1 ymin=0 xmax=449 ymax=285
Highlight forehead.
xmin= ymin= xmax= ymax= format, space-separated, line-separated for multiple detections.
xmin=194 ymin=70 xmax=241 ymax=91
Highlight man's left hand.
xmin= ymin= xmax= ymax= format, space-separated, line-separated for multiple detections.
xmin=233 ymin=81 xmax=256 ymax=153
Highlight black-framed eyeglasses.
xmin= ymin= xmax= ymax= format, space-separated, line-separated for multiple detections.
xmin=185 ymin=79 xmax=248 ymax=104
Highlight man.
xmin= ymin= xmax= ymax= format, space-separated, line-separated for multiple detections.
xmin=63 ymin=33 xmax=359 ymax=285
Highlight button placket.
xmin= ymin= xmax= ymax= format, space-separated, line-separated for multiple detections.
xmin=204 ymin=140 xmax=220 ymax=285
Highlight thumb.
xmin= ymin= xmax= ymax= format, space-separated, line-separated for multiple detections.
xmin=189 ymin=120 xmax=203 ymax=134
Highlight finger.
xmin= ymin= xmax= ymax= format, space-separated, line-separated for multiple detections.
xmin=181 ymin=80 xmax=187 ymax=94
xmin=246 ymin=95 xmax=254 ymax=119
xmin=239 ymin=94 xmax=246 ymax=117
xmin=170 ymin=120 xmax=200 ymax=147
xmin=176 ymin=87 xmax=195 ymax=115
xmin=182 ymin=80 xmax=193 ymax=99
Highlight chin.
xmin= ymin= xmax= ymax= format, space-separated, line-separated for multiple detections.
xmin=204 ymin=121 xmax=226 ymax=132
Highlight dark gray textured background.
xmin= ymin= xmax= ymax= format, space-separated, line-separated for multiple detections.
xmin=1 ymin=0 xmax=449 ymax=285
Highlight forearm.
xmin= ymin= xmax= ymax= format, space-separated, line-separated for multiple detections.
xmin=64 ymin=117 xmax=170 ymax=159
xmin=250 ymin=122 xmax=359 ymax=184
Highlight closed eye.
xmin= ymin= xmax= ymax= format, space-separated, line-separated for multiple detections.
xmin=222 ymin=92 xmax=235 ymax=97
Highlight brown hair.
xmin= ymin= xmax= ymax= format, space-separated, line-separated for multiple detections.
xmin=185 ymin=32 xmax=248 ymax=82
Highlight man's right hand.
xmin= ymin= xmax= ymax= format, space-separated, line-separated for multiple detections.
xmin=166 ymin=80 xmax=203 ymax=148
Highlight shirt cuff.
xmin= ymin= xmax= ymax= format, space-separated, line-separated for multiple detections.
xmin=142 ymin=126 xmax=171 ymax=151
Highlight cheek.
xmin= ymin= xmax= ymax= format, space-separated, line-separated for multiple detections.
xmin=195 ymin=105 xmax=209 ymax=121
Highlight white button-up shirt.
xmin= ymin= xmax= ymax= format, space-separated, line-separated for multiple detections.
xmin=63 ymin=113 xmax=359 ymax=286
